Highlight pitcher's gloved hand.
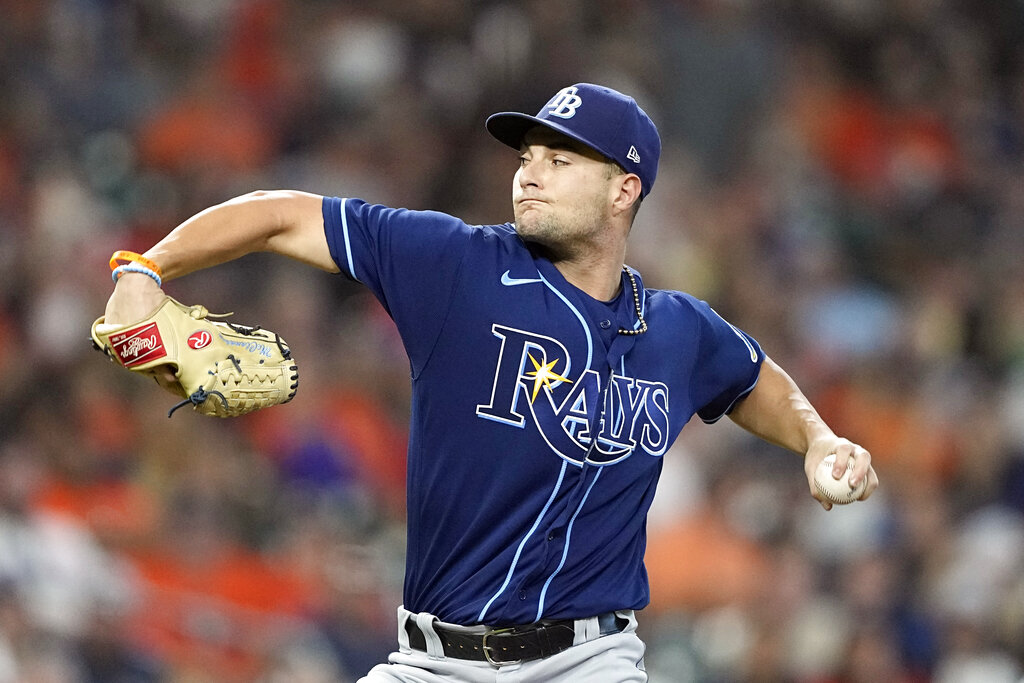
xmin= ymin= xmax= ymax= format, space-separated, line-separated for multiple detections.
xmin=91 ymin=296 xmax=298 ymax=417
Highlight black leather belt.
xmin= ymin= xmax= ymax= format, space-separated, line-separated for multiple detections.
xmin=405 ymin=612 xmax=628 ymax=665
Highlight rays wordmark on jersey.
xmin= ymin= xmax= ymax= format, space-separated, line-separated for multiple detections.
xmin=476 ymin=325 xmax=669 ymax=465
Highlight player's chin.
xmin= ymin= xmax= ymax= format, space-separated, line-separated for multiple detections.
xmin=513 ymin=217 xmax=538 ymax=240
xmin=515 ymin=226 xmax=555 ymax=252
xmin=513 ymin=212 xmax=551 ymax=241
xmin=513 ymin=206 xmax=535 ymax=225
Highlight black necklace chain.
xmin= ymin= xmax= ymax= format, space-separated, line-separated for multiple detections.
xmin=617 ymin=265 xmax=647 ymax=336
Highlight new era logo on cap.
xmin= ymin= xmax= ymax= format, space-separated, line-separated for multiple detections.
xmin=486 ymin=83 xmax=661 ymax=197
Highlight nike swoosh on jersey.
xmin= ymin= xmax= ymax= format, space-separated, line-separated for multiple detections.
xmin=500 ymin=270 xmax=544 ymax=286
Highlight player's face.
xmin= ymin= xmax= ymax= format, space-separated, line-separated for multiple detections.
xmin=512 ymin=127 xmax=618 ymax=255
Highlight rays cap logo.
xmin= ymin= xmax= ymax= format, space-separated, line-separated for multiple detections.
xmin=486 ymin=83 xmax=661 ymax=197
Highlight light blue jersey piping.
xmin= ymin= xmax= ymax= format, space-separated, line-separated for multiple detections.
xmin=477 ymin=271 xmax=596 ymax=622
xmin=339 ymin=198 xmax=357 ymax=280
xmin=535 ymin=466 xmax=604 ymax=620
xmin=477 ymin=461 xmax=568 ymax=622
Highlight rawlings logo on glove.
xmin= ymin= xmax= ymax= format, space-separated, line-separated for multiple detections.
xmin=91 ymin=296 xmax=298 ymax=417
xmin=108 ymin=322 xmax=167 ymax=366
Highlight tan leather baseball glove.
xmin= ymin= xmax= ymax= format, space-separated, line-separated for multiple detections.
xmin=91 ymin=296 xmax=298 ymax=417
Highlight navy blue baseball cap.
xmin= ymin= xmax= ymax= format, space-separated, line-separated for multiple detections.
xmin=486 ymin=83 xmax=661 ymax=197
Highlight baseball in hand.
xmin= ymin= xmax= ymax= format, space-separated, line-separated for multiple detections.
xmin=813 ymin=453 xmax=867 ymax=505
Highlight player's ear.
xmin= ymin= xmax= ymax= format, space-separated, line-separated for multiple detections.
xmin=611 ymin=174 xmax=642 ymax=218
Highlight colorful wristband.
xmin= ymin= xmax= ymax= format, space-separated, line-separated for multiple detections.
xmin=109 ymin=250 xmax=163 ymax=280
xmin=112 ymin=263 xmax=162 ymax=287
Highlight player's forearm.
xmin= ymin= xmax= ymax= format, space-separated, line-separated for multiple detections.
xmin=141 ymin=190 xmax=335 ymax=281
xmin=728 ymin=356 xmax=835 ymax=456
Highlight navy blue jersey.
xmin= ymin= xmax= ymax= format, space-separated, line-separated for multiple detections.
xmin=322 ymin=197 xmax=764 ymax=626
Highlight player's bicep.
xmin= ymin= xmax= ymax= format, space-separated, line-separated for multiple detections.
xmin=262 ymin=190 xmax=340 ymax=272
xmin=726 ymin=357 xmax=794 ymax=437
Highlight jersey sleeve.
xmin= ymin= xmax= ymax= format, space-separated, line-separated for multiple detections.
xmin=690 ymin=302 xmax=765 ymax=423
xmin=321 ymin=196 xmax=472 ymax=372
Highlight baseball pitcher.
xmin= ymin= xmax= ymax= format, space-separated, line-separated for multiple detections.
xmin=95 ymin=83 xmax=878 ymax=682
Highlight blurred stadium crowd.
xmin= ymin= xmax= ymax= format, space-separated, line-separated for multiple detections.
xmin=1 ymin=0 xmax=1023 ymax=681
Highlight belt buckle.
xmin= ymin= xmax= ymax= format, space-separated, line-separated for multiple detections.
xmin=482 ymin=627 xmax=521 ymax=667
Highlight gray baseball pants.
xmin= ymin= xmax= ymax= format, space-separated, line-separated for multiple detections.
xmin=358 ymin=606 xmax=648 ymax=682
